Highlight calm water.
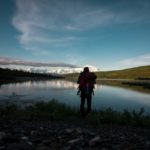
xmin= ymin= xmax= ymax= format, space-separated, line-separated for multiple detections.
xmin=0 ymin=80 xmax=150 ymax=113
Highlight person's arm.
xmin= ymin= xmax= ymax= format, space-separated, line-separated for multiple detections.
xmin=91 ymin=73 xmax=97 ymax=84
xmin=77 ymin=73 xmax=82 ymax=84
xmin=94 ymin=74 xmax=97 ymax=80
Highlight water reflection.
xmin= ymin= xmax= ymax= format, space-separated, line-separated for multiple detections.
xmin=1 ymin=80 xmax=78 ymax=89
xmin=0 ymin=80 xmax=150 ymax=113
xmin=0 ymin=80 xmax=80 ymax=107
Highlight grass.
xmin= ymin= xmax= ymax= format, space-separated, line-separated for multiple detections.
xmin=65 ymin=65 xmax=150 ymax=79
xmin=0 ymin=100 xmax=78 ymax=121
xmin=88 ymin=107 xmax=150 ymax=127
xmin=0 ymin=100 xmax=150 ymax=128
xmin=96 ymin=65 xmax=150 ymax=79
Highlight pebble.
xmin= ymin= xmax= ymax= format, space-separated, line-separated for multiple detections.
xmin=26 ymin=141 xmax=33 ymax=146
xmin=86 ymin=130 xmax=96 ymax=136
xmin=65 ymin=129 xmax=73 ymax=133
xmin=0 ymin=132 xmax=6 ymax=141
xmin=0 ymin=120 xmax=149 ymax=150
xmin=89 ymin=136 xmax=101 ymax=147
xmin=67 ymin=137 xmax=82 ymax=144
xmin=75 ymin=128 xmax=82 ymax=134
xmin=21 ymin=136 xmax=29 ymax=141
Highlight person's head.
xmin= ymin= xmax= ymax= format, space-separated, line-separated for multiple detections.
xmin=83 ymin=67 xmax=89 ymax=73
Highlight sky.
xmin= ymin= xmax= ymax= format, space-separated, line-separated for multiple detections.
xmin=0 ymin=0 xmax=150 ymax=71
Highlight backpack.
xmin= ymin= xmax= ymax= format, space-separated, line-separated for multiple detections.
xmin=78 ymin=72 xmax=97 ymax=94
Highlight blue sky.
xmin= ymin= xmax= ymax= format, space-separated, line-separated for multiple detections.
xmin=0 ymin=0 xmax=150 ymax=70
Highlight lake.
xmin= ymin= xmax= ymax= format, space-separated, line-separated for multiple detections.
xmin=0 ymin=79 xmax=150 ymax=113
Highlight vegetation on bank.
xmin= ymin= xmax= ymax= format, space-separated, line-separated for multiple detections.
xmin=65 ymin=65 xmax=150 ymax=79
xmin=0 ymin=68 xmax=63 ymax=83
xmin=0 ymin=100 xmax=150 ymax=128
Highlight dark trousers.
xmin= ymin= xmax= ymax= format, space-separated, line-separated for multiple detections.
xmin=80 ymin=91 xmax=92 ymax=117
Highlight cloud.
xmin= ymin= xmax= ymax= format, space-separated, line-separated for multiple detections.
xmin=0 ymin=56 xmax=78 ymax=68
xmin=12 ymin=0 xmax=80 ymax=47
xmin=120 ymin=54 xmax=150 ymax=67
xmin=12 ymin=0 xmax=150 ymax=53
xmin=0 ymin=56 xmax=98 ymax=74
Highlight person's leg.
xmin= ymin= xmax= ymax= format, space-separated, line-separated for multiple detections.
xmin=87 ymin=94 xmax=92 ymax=114
xmin=80 ymin=97 xmax=85 ymax=114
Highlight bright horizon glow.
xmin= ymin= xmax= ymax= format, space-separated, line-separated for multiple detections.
xmin=0 ymin=0 xmax=150 ymax=71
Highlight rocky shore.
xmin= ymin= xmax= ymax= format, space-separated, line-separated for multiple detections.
xmin=0 ymin=119 xmax=150 ymax=150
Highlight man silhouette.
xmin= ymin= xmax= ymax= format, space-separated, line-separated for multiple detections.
xmin=77 ymin=67 xmax=97 ymax=118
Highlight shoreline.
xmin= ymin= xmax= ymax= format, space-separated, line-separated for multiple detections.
xmin=0 ymin=100 xmax=150 ymax=149
xmin=0 ymin=117 xmax=150 ymax=149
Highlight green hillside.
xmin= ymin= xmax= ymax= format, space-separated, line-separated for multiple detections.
xmin=96 ymin=65 xmax=150 ymax=79
xmin=65 ymin=65 xmax=150 ymax=79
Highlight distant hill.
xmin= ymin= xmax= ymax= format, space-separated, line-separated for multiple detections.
xmin=65 ymin=65 xmax=150 ymax=79
xmin=97 ymin=65 xmax=150 ymax=79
